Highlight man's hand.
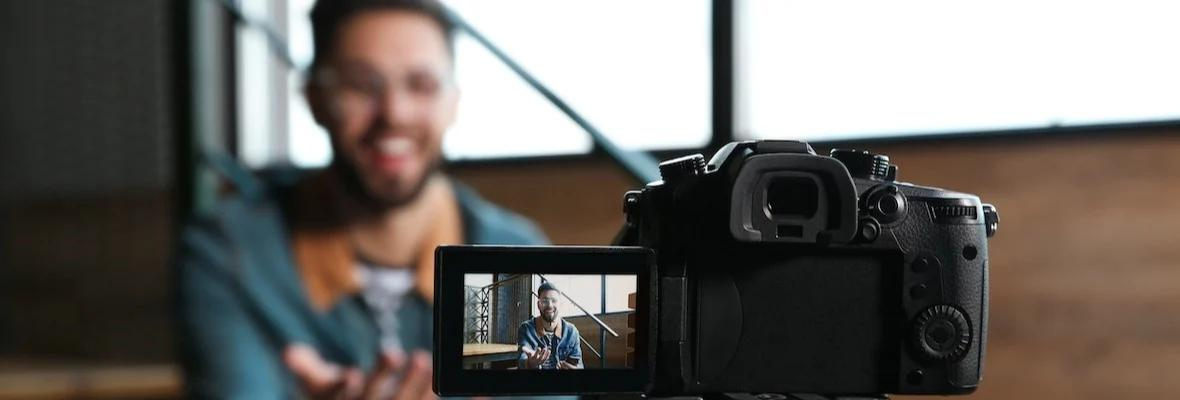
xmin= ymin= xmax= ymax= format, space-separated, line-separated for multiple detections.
xmin=521 ymin=346 xmax=550 ymax=369
xmin=557 ymin=360 xmax=579 ymax=370
xmin=284 ymin=343 xmax=437 ymax=400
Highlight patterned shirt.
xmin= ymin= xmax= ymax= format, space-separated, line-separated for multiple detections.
xmin=356 ymin=262 xmax=415 ymax=352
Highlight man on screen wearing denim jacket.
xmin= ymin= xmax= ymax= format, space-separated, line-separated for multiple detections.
xmin=517 ymin=283 xmax=584 ymax=369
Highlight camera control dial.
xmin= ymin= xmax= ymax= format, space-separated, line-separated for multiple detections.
xmin=831 ymin=149 xmax=896 ymax=181
xmin=912 ymin=305 xmax=972 ymax=362
xmin=658 ymin=154 xmax=706 ymax=182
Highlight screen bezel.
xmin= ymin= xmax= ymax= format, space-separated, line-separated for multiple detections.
xmin=434 ymin=245 xmax=656 ymax=395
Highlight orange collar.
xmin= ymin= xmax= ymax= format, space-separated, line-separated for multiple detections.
xmin=534 ymin=317 xmax=564 ymax=339
xmin=289 ymin=172 xmax=463 ymax=311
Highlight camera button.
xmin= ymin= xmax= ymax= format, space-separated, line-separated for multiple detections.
xmin=912 ymin=257 xmax=930 ymax=273
xmin=910 ymin=284 xmax=928 ymax=299
xmin=866 ymin=185 xmax=907 ymax=224
xmin=906 ymin=369 xmax=925 ymax=385
xmin=857 ymin=218 xmax=881 ymax=242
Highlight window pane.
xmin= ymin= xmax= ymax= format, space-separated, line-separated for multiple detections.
xmin=443 ymin=33 xmax=593 ymax=160
xmin=533 ymin=274 xmax=602 ymax=316
xmin=288 ymin=72 xmax=331 ymax=166
xmin=439 ymin=0 xmax=711 ymax=157
xmin=287 ymin=0 xmax=332 ymax=167
xmin=738 ymin=0 xmax=1180 ymax=142
xmin=605 ymin=275 xmax=637 ymax=313
xmin=237 ymin=0 xmax=278 ymax=168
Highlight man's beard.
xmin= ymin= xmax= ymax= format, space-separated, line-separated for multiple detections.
xmin=331 ymin=155 xmax=442 ymax=212
xmin=541 ymin=310 xmax=556 ymax=323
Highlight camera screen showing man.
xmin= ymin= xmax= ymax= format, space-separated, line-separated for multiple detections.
xmin=460 ymin=273 xmax=637 ymax=370
xmin=518 ymin=283 xmax=583 ymax=369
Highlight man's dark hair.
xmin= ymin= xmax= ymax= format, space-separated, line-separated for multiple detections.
xmin=537 ymin=282 xmax=559 ymax=297
xmin=309 ymin=0 xmax=457 ymax=71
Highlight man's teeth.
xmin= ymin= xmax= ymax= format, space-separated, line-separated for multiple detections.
xmin=378 ymin=138 xmax=414 ymax=156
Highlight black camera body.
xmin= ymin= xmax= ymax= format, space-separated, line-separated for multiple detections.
xmin=433 ymin=140 xmax=998 ymax=398
xmin=616 ymin=140 xmax=997 ymax=396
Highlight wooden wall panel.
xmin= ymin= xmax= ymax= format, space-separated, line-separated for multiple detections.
xmin=567 ymin=312 xmax=633 ymax=369
xmin=453 ymin=131 xmax=1180 ymax=398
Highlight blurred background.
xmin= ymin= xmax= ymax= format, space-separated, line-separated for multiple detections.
xmin=1 ymin=0 xmax=1178 ymax=398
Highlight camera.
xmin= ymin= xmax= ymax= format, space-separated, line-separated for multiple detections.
xmin=435 ymin=140 xmax=998 ymax=398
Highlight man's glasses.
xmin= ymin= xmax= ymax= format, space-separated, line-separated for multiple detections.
xmin=538 ymin=298 xmax=559 ymax=306
xmin=313 ymin=64 xmax=452 ymax=118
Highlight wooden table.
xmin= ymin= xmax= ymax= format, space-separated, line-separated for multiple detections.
xmin=0 ymin=363 xmax=180 ymax=399
xmin=462 ymin=343 xmax=519 ymax=368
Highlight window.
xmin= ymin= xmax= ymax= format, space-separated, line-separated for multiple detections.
xmin=463 ymin=274 xmax=637 ymax=314
xmin=533 ymin=274 xmax=637 ymax=314
xmin=236 ymin=0 xmax=294 ymax=168
xmin=737 ymin=0 xmax=1180 ymax=142
xmin=441 ymin=0 xmax=711 ymax=160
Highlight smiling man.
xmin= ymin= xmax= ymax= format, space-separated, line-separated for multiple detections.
xmin=517 ymin=283 xmax=584 ymax=370
xmin=175 ymin=0 xmax=546 ymax=398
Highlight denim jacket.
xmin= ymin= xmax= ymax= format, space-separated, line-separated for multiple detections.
xmin=175 ymin=167 xmax=548 ymax=399
xmin=516 ymin=317 xmax=583 ymax=369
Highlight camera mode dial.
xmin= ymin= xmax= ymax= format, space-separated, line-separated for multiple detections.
xmin=831 ymin=149 xmax=896 ymax=181
xmin=911 ymin=305 xmax=972 ymax=362
xmin=659 ymin=154 xmax=706 ymax=182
